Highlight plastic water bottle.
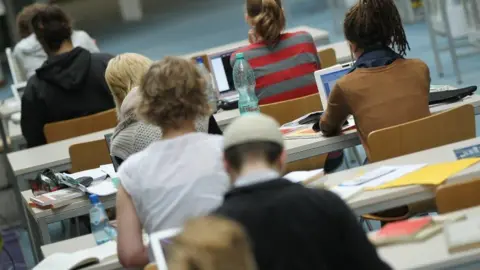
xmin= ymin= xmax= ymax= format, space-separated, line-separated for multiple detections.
xmin=232 ymin=53 xmax=259 ymax=114
xmin=89 ymin=194 xmax=116 ymax=245
xmin=196 ymin=57 xmax=218 ymax=113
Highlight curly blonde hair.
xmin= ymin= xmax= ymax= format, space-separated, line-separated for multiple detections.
xmin=168 ymin=216 xmax=256 ymax=270
xmin=105 ymin=53 xmax=153 ymax=114
xmin=137 ymin=56 xmax=209 ymax=130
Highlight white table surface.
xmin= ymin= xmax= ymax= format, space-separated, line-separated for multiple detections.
xmin=314 ymin=136 xmax=480 ymax=216
xmin=377 ymin=206 xmax=480 ymax=270
xmin=9 ymin=95 xmax=480 ymax=190
xmin=41 ymin=235 xmax=121 ymax=270
xmin=214 ymin=94 xmax=480 ymax=131
xmin=182 ymin=25 xmax=330 ymax=59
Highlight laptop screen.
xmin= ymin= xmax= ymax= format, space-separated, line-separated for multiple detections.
xmin=319 ymin=68 xmax=350 ymax=98
xmin=211 ymin=52 xmax=235 ymax=93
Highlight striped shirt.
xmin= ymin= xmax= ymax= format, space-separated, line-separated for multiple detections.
xmin=232 ymin=31 xmax=321 ymax=105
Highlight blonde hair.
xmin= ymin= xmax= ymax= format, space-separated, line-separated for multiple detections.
xmin=168 ymin=216 xmax=257 ymax=270
xmin=136 ymin=56 xmax=209 ymax=130
xmin=105 ymin=53 xmax=152 ymax=114
xmin=247 ymin=0 xmax=286 ymax=45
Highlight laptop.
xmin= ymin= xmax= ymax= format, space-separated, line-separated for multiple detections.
xmin=314 ymin=62 xmax=353 ymax=110
xmin=150 ymin=228 xmax=182 ymax=270
xmin=208 ymin=49 xmax=239 ymax=102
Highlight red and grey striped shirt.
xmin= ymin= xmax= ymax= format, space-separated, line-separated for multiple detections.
xmin=232 ymin=31 xmax=321 ymax=105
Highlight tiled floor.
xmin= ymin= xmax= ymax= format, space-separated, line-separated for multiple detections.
xmin=2 ymin=0 xmax=480 ymax=268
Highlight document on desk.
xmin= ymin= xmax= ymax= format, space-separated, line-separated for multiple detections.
xmin=369 ymin=158 xmax=480 ymax=190
xmin=331 ymin=164 xmax=427 ymax=201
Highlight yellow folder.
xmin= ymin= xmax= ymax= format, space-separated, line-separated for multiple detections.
xmin=367 ymin=158 xmax=480 ymax=190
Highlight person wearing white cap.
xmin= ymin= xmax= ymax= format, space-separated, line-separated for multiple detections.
xmin=213 ymin=113 xmax=390 ymax=270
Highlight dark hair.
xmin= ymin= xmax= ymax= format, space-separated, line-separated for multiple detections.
xmin=344 ymin=0 xmax=410 ymax=56
xmin=225 ymin=141 xmax=283 ymax=171
xmin=31 ymin=5 xmax=72 ymax=54
xmin=16 ymin=3 xmax=48 ymax=39
xmin=246 ymin=0 xmax=286 ymax=45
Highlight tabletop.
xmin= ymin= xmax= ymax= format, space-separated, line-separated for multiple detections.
xmin=182 ymin=25 xmax=330 ymax=59
xmin=377 ymin=206 xmax=480 ymax=270
xmin=41 ymin=234 xmax=121 ymax=270
xmin=315 ymin=136 xmax=480 ymax=215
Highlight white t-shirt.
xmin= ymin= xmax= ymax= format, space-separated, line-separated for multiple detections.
xmin=118 ymin=133 xmax=229 ymax=234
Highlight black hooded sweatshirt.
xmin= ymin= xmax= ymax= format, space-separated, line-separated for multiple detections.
xmin=21 ymin=47 xmax=115 ymax=148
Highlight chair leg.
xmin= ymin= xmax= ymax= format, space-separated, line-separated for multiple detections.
xmin=75 ymin=217 xmax=81 ymax=236
xmin=343 ymin=152 xmax=350 ymax=169
xmin=351 ymin=147 xmax=363 ymax=166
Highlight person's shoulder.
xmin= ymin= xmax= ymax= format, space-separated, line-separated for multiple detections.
xmin=90 ymin=52 xmax=114 ymax=63
xmin=403 ymin=58 xmax=429 ymax=71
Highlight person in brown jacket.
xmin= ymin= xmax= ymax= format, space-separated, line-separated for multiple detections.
xmin=319 ymin=0 xmax=431 ymax=158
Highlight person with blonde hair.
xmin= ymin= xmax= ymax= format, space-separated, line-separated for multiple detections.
xmin=105 ymin=54 xmax=223 ymax=163
xmin=168 ymin=216 xmax=256 ymax=270
xmin=14 ymin=3 xmax=99 ymax=79
xmin=115 ymin=57 xmax=229 ymax=268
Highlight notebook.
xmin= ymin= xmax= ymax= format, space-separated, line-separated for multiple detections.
xmin=30 ymin=188 xmax=84 ymax=208
xmin=34 ymin=241 xmax=117 ymax=270
xmin=454 ymin=144 xmax=480 ymax=160
xmin=369 ymin=217 xmax=441 ymax=246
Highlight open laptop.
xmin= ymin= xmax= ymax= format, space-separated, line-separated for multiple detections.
xmin=208 ymin=49 xmax=239 ymax=102
xmin=150 ymin=228 xmax=182 ymax=270
xmin=314 ymin=62 xmax=353 ymax=110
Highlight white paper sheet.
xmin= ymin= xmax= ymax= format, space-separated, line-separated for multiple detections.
xmin=284 ymin=169 xmax=324 ymax=183
xmin=87 ymin=179 xmax=118 ymax=196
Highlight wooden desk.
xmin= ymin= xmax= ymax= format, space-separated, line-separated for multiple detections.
xmin=377 ymin=206 xmax=480 ymax=269
xmin=41 ymin=234 xmax=121 ymax=270
xmin=182 ymin=25 xmax=330 ymax=59
xmin=313 ymin=136 xmax=480 ymax=216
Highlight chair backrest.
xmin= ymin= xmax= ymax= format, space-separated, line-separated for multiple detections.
xmin=317 ymin=48 xmax=337 ymax=69
xmin=5 ymin=47 xmax=26 ymax=85
xmin=367 ymin=105 xmax=476 ymax=162
xmin=69 ymin=139 xmax=112 ymax=173
xmin=436 ymin=179 xmax=480 ymax=214
xmin=44 ymin=109 xmax=117 ymax=143
xmin=260 ymin=93 xmax=323 ymax=125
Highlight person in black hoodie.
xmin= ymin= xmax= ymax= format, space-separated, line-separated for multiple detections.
xmin=20 ymin=4 xmax=115 ymax=147
xmin=213 ymin=113 xmax=391 ymax=270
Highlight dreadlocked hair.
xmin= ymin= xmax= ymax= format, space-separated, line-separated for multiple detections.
xmin=344 ymin=0 xmax=410 ymax=56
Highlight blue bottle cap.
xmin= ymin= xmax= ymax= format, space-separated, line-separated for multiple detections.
xmin=89 ymin=194 xmax=100 ymax=204
xmin=235 ymin=53 xmax=245 ymax=60
xmin=196 ymin=57 xmax=204 ymax=64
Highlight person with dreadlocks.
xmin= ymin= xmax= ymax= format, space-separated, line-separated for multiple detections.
xmin=319 ymin=0 xmax=431 ymax=157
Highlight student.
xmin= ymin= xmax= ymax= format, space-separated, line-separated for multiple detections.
xmin=20 ymin=5 xmax=114 ymax=148
xmin=233 ymin=0 xmax=320 ymax=105
xmin=214 ymin=113 xmax=391 ymax=270
xmin=235 ymin=0 xmax=343 ymax=172
xmin=168 ymin=216 xmax=257 ymax=270
xmin=13 ymin=3 xmax=100 ymax=79
xmin=105 ymin=53 xmax=222 ymax=163
xmin=116 ymin=57 xmax=229 ymax=268
xmin=319 ymin=0 xmax=430 ymax=157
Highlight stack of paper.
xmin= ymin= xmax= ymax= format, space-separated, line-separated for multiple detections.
xmin=284 ymin=169 xmax=324 ymax=184
xmin=330 ymin=164 xmax=427 ymax=201
xmin=65 ymin=168 xmax=108 ymax=182
xmin=367 ymin=158 xmax=480 ymax=190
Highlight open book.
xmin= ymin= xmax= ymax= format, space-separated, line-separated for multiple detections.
xmin=34 ymin=241 xmax=117 ymax=270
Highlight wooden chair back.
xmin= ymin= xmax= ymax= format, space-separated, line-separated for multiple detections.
xmin=44 ymin=109 xmax=117 ymax=143
xmin=318 ymin=48 xmax=337 ymax=68
xmin=436 ymin=179 xmax=480 ymax=214
xmin=69 ymin=139 xmax=112 ymax=173
xmin=260 ymin=93 xmax=323 ymax=125
xmin=260 ymin=93 xmax=327 ymax=172
xmin=367 ymin=105 xmax=476 ymax=162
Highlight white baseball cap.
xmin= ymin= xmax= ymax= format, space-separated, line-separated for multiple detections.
xmin=223 ymin=113 xmax=284 ymax=150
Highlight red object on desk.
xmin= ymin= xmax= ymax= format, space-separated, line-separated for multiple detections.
xmin=377 ymin=217 xmax=433 ymax=238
